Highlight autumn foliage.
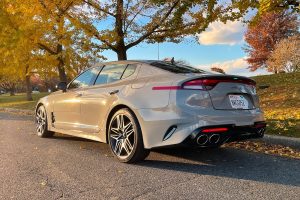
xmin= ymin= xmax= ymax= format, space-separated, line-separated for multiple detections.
xmin=211 ymin=67 xmax=226 ymax=74
xmin=267 ymin=35 xmax=300 ymax=73
xmin=244 ymin=12 xmax=299 ymax=73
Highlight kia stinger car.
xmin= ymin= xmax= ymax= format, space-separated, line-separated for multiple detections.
xmin=35 ymin=60 xmax=266 ymax=163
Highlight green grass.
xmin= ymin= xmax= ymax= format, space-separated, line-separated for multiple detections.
xmin=0 ymin=93 xmax=49 ymax=110
xmin=252 ymin=72 xmax=300 ymax=138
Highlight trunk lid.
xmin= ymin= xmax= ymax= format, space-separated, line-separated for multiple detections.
xmin=181 ymin=74 xmax=259 ymax=110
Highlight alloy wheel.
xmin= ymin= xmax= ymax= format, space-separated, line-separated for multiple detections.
xmin=36 ymin=106 xmax=46 ymax=136
xmin=109 ymin=114 xmax=135 ymax=159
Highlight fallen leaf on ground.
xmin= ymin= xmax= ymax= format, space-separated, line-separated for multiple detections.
xmin=224 ymin=141 xmax=300 ymax=159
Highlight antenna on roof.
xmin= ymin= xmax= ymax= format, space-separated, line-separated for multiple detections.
xmin=157 ymin=42 xmax=160 ymax=60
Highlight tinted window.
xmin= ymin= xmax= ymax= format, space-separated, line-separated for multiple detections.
xmin=122 ymin=64 xmax=137 ymax=79
xmin=150 ymin=61 xmax=205 ymax=74
xmin=95 ymin=64 xmax=127 ymax=85
xmin=68 ymin=67 xmax=100 ymax=89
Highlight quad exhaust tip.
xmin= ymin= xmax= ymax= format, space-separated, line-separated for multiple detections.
xmin=257 ymin=128 xmax=265 ymax=137
xmin=209 ymin=134 xmax=220 ymax=144
xmin=196 ymin=134 xmax=209 ymax=145
xmin=196 ymin=134 xmax=221 ymax=146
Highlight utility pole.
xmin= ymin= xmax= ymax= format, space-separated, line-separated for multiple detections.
xmin=157 ymin=42 xmax=160 ymax=60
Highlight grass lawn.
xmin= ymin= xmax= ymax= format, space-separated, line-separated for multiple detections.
xmin=253 ymin=72 xmax=300 ymax=138
xmin=0 ymin=93 xmax=49 ymax=110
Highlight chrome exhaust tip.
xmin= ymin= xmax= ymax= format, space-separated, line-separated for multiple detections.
xmin=257 ymin=128 xmax=265 ymax=137
xmin=197 ymin=134 xmax=209 ymax=145
xmin=209 ymin=134 xmax=220 ymax=144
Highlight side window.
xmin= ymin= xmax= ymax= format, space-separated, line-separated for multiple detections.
xmin=95 ymin=64 xmax=127 ymax=85
xmin=68 ymin=67 xmax=100 ymax=89
xmin=122 ymin=64 xmax=137 ymax=79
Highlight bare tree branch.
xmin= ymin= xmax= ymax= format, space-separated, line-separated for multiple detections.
xmin=83 ymin=0 xmax=116 ymax=17
xmin=66 ymin=13 xmax=118 ymax=51
xmin=126 ymin=0 xmax=180 ymax=50
xmin=38 ymin=43 xmax=57 ymax=55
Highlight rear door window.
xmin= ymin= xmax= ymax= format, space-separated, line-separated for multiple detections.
xmin=95 ymin=64 xmax=127 ymax=85
xmin=121 ymin=64 xmax=137 ymax=79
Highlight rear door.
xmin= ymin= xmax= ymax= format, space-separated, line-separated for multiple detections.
xmin=79 ymin=64 xmax=137 ymax=133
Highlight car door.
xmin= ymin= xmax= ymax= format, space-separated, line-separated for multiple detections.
xmin=52 ymin=67 xmax=100 ymax=131
xmin=80 ymin=64 xmax=138 ymax=135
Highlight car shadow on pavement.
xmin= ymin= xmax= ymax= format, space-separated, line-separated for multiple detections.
xmin=138 ymin=147 xmax=300 ymax=187
xmin=46 ymin=134 xmax=300 ymax=187
xmin=50 ymin=134 xmax=96 ymax=143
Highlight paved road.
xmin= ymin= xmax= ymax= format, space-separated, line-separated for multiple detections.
xmin=0 ymin=112 xmax=299 ymax=200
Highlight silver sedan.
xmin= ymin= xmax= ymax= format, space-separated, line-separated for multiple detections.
xmin=35 ymin=60 xmax=266 ymax=163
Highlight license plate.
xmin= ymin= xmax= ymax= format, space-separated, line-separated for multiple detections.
xmin=229 ymin=95 xmax=249 ymax=109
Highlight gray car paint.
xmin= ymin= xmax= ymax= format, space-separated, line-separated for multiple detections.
xmin=36 ymin=60 xmax=265 ymax=149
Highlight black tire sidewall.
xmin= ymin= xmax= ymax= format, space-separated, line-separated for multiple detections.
xmin=108 ymin=108 xmax=145 ymax=163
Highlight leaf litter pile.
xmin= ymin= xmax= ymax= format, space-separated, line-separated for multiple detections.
xmin=224 ymin=141 xmax=300 ymax=159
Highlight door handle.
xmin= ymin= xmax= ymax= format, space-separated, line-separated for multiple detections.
xmin=109 ymin=90 xmax=119 ymax=95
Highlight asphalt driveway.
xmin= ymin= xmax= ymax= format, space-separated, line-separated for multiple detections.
xmin=0 ymin=112 xmax=299 ymax=200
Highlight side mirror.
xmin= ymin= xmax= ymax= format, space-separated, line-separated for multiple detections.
xmin=258 ymin=85 xmax=270 ymax=90
xmin=56 ymin=82 xmax=67 ymax=92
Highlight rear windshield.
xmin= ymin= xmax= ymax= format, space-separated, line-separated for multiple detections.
xmin=150 ymin=61 xmax=206 ymax=74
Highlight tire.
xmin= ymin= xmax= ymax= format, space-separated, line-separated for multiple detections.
xmin=108 ymin=108 xmax=150 ymax=163
xmin=36 ymin=105 xmax=54 ymax=138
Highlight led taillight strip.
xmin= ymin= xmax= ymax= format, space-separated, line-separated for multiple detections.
xmin=152 ymin=78 xmax=256 ymax=91
xmin=202 ymin=127 xmax=229 ymax=133
xmin=152 ymin=86 xmax=181 ymax=90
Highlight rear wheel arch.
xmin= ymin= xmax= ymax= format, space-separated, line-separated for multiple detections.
xmin=105 ymin=104 xmax=139 ymax=143
xmin=106 ymin=105 xmax=149 ymax=162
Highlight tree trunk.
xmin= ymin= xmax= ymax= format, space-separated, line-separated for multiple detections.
xmin=57 ymin=64 xmax=67 ymax=83
xmin=56 ymin=15 xmax=68 ymax=83
xmin=117 ymin=47 xmax=127 ymax=60
xmin=10 ymin=84 xmax=15 ymax=96
xmin=116 ymin=0 xmax=127 ymax=61
xmin=25 ymin=74 xmax=33 ymax=101
xmin=57 ymin=44 xmax=68 ymax=82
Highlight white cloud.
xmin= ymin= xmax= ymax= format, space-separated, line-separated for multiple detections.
xmin=198 ymin=57 xmax=270 ymax=77
xmin=198 ymin=20 xmax=246 ymax=46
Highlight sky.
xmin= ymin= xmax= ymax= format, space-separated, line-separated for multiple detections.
xmin=101 ymin=20 xmax=270 ymax=77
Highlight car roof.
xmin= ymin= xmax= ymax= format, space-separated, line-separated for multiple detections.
xmin=93 ymin=60 xmax=157 ymax=66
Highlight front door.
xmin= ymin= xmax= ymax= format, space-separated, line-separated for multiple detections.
xmin=52 ymin=67 xmax=101 ymax=131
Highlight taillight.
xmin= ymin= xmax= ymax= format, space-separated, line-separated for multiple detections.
xmin=182 ymin=78 xmax=256 ymax=90
xmin=202 ymin=127 xmax=229 ymax=133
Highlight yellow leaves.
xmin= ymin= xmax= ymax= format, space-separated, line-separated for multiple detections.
xmin=253 ymin=72 xmax=300 ymax=137
xmin=224 ymin=141 xmax=300 ymax=160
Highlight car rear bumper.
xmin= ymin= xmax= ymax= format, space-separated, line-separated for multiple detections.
xmin=182 ymin=121 xmax=267 ymax=147
xmin=134 ymin=106 xmax=265 ymax=149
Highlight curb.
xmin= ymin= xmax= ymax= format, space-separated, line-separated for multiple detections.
xmin=259 ymin=134 xmax=300 ymax=150
xmin=0 ymin=107 xmax=34 ymax=116
xmin=1 ymin=107 xmax=300 ymax=150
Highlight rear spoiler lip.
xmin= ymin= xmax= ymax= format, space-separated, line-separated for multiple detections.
xmin=176 ymin=74 xmax=256 ymax=86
